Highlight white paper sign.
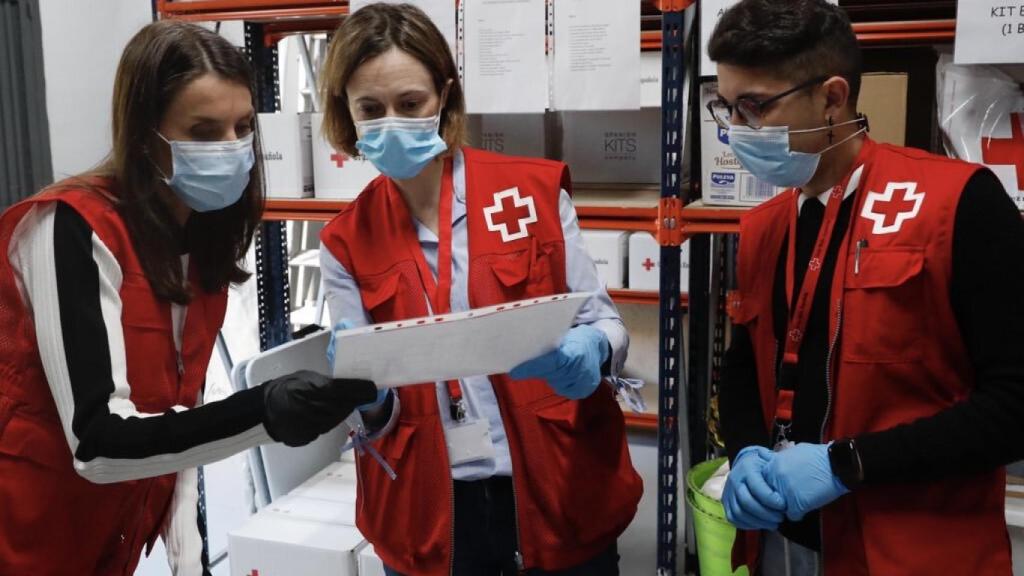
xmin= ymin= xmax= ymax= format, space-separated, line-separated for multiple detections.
xmin=464 ymin=0 xmax=548 ymax=113
xmin=332 ymin=293 xmax=590 ymax=387
xmin=700 ymin=0 xmax=837 ymax=77
xmin=955 ymin=1 xmax=1024 ymax=64
xmin=350 ymin=0 xmax=457 ymax=55
xmin=552 ymin=0 xmax=641 ymax=111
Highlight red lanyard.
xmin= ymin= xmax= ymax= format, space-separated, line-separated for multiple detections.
xmin=775 ymin=180 xmax=849 ymax=424
xmin=402 ymin=159 xmax=467 ymax=420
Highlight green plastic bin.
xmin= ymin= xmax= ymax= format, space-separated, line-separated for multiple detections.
xmin=686 ymin=457 xmax=749 ymax=576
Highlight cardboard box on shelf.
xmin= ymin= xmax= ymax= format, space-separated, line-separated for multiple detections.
xmin=858 ymin=72 xmax=908 ymax=147
xmin=582 ymin=230 xmax=629 ymax=290
xmin=699 ymin=81 xmax=784 ymax=206
xmin=560 ymin=109 xmax=660 ymax=185
xmin=641 ymin=51 xmax=662 ymax=108
xmin=289 ymin=460 xmax=358 ymax=504
xmin=311 ymin=113 xmax=380 ymax=200
xmin=228 ymin=493 xmax=363 ymax=576
xmin=259 ymin=112 xmax=314 ymax=199
xmin=627 ymin=232 xmax=690 ymax=292
xmin=468 ymin=113 xmax=547 ymax=158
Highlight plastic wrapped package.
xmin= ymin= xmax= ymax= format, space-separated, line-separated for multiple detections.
xmin=937 ymin=54 xmax=1024 ymax=208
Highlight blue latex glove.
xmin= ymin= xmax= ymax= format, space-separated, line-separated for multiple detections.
xmin=509 ymin=324 xmax=609 ymax=400
xmin=328 ymin=320 xmax=388 ymax=411
xmin=762 ymin=442 xmax=850 ymax=522
xmin=722 ymin=446 xmax=787 ymax=531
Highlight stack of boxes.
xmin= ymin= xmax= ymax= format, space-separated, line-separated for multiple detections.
xmin=228 ymin=455 xmax=386 ymax=576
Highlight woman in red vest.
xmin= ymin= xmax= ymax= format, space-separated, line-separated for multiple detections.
xmin=317 ymin=4 xmax=643 ymax=575
xmin=0 ymin=21 xmax=376 ymax=575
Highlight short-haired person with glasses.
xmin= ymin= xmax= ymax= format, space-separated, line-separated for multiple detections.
xmin=711 ymin=1 xmax=1024 ymax=575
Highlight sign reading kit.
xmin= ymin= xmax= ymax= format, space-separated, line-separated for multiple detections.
xmin=955 ymin=1 xmax=1024 ymax=65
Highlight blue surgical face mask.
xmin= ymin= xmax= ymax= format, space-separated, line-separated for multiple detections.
xmin=727 ymin=118 xmax=867 ymax=188
xmin=156 ymin=132 xmax=255 ymax=212
xmin=354 ymin=113 xmax=448 ymax=180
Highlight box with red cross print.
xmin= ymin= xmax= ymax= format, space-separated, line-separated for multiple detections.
xmin=311 ymin=113 xmax=381 ymax=200
xmin=628 ymin=231 xmax=690 ymax=291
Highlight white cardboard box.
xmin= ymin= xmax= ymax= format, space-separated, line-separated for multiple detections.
xmin=228 ymin=494 xmax=364 ymax=576
xmin=259 ymin=112 xmax=314 ymax=198
xmin=560 ymin=109 xmax=660 ymax=184
xmin=469 ymin=113 xmax=547 ymax=158
xmin=289 ymin=460 xmax=359 ymax=504
xmin=628 ymin=232 xmax=690 ymax=292
xmin=582 ymin=230 xmax=629 ymax=290
xmin=311 ymin=112 xmax=380 ymax=200
xmin=699 ymin=81 xmax=783 ymax=206
xmin=640 ymin=51 xmax=662 ymax=108
xmin=358 ymin=543 xmax=388 ymax=576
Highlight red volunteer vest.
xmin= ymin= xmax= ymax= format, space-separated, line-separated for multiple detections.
xmin=0 ymin=182 xmax=227 ymax=575
xmin=730 ymin=139 xmax=1011 ymax=575
xmin=320 ymin=147 xmax=643 ymax=575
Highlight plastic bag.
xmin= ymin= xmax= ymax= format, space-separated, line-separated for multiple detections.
xmin=937 ymin=54 xmax=1024 ymax=208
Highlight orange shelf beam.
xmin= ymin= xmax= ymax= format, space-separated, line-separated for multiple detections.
xmin=624 ymin=412 xmax=658 ymax=432
xmin=263 ymin=198 xmax=349 ymax=221
xmin=608 ymin=289 xmax=688 ymax=307
xmin=852 ymin=19 xmax=955 ymax=45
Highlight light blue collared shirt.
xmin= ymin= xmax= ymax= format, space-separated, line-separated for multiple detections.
xmin=320 ymin=149 xmax=629 ymax=481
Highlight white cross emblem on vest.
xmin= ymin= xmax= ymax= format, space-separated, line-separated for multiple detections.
xmin=860 ymin=182 xmax=925 ymax=236
xmin=484 ymin=187 xmax=538 ymax=243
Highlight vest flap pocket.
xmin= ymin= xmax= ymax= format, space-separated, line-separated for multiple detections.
xmin=360 ymin=270 xmax=402 ymax=311
xmin=120 ymin=273 xmax=170 ymax=330
xmin=488 ymin=249 xmax=531 ymax=288
xmin=845 ymin=248 xmax=924 ymax=290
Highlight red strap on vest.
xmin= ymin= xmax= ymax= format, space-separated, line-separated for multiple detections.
xmin=400 ymin=159 xmax=466 ymax=419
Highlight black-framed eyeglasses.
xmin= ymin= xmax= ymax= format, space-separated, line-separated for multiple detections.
xmin=706 ymin=76 xmax=828 ymax=130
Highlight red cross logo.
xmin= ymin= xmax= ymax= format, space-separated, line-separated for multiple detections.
xmin=484 ymin=187 xmax=538 ymax=242
xmin=982 ymin=112 xmax=1024 ymax=191
xmin=860 ymin=182 xmax=925 ymax=235
xmin=330 ymin=152 xmax=348 ymax=168
xmin=642 ymin=258 xmax=656 ymax=271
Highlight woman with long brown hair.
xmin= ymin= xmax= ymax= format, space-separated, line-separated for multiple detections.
xmin=0 ymin=20 xmax=375 ymax=575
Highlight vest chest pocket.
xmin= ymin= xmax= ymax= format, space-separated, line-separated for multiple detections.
xmin=119 ymin=274 xmax=177 ymax=409
xmin=359 ymin=261 xmax=424 ymax=322
xmin=472 ymin=240 xmax=562 ymax=307
xmin=841 ymin=248 xmax=926 ymax=363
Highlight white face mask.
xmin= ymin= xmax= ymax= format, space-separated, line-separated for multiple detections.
xmin=155 ymin=132 xmax=255 ymax=212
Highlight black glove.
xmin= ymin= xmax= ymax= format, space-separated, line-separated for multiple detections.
xmin=262 ymin=370 xmax=378 ymax=447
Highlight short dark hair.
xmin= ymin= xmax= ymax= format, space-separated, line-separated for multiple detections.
xmin=708 ymin=0 xmax=862 ymax=107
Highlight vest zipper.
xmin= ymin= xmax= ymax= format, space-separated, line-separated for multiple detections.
xmin=449 ymin=477 xmax=456 ymax=576
xmin=818 ymin=297 xmax=843 ymax=576
xmin=512 ymin=480 xmax=525 ymax=571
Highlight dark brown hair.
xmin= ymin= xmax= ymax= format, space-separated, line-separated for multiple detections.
xmin=320 ymin=3 xmax=466 ymax=156
xmin=709 ymin=0 xmax=862 ymax=108
xmin=80 ymin=20 xmax=264 ymax=304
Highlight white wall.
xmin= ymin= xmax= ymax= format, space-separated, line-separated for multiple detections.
xmin=39 ymin=0 xmax=152 ymax=180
